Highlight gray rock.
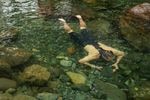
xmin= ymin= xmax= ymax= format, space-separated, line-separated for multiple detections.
xmin=0 ymin=47 xmax=32 ymax=67
xmin=0 ymin=78 xmax=17 ymax=91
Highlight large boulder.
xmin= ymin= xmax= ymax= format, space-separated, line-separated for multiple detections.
xmin=0 ymin=47 xmax=32 ymax=67
xmin=20 ymin=64 xmax=50 ymax=85
xmin=0 ymin=78 xmax=17 ymax=91
xmin=120 ymin=3 xmax=150 ymax=52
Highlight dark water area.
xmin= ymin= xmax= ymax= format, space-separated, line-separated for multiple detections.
xmin=0 ymin=0 xmax=150 ymax=100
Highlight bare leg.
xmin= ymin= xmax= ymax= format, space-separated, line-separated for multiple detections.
xmin=75 ymin=15 xmax=86 ymax=29
xmin=58 ymin=18 xmax=73 ymax=33
xmin=79 ymin=54 xmax=102 ymax=71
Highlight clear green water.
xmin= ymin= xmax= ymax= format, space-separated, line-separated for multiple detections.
xmin=0 ymin=0 xmax=150 ymax=100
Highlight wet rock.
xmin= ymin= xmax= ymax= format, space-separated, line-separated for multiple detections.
xmin=0 ymin=93 xmax=13 ymax=100
xmin=37 ymin=92 xmax=60 ymax=100
xmin=20 ymin=64 xmax=50 ymax=85
xmin=38 ymin=0 xmax=53 ymax=17
xmin=66 ymin=72 xmax=87 ymax=85
xmin=5 ymin=88 xmax=16 ymax=94
xmin=0 ymin=47 xmax=32 ymax=67
xmin=120 ymin=3 xmax=150 ymax=52
xmin=132 ymin=81 xmax=150 ymax=100
xmin=49 ymin=67 xmax=64 ymax=79
xmin=0 ymin=59 xmax=11 ymax=77
xmin=13 ymin=94 xmax=36 ymax=100
xmin=0 ymin=78 xmax=17 ymax=91
xmin=67 ymin=47 xmax=76 ymax=55
xmin=48 ymin=80 xmax=61 ymax=91
xmin=83 ymin=0 xmax=96 ymax=4
xmin=60 ymin=60 xmax=73 ymax=67
xmin=88 ymin=18 xmax=112 ymax=34
xmin=0 ymin=28 xmax=18 ymax=45
xmin=71 ymin=84 xmax=90 ymax=92
xmin=91 ymin=79 xmax=127 ymax=100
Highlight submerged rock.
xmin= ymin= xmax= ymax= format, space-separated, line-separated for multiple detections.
xmin=0 ymin=28 xmax=18 ymax=45
xmin=0 ymin=93 xmax=13 ymax=100
xmin=0 ymin=59 xmax=11 ymax=77
xmin=0 ymin=47 xmax=32 ymax=67
xmin=0 ymin=78 xmax=17 ymax=91
xmin=66 ymin=72 xmax=87 ymax=85
xmin=13 ymin=94 xmax=36 ymax=100
xmin=60 ymin=60 xmax=73 ymax=67
xmin=132 ymin=81 xmax=150 ymax=100
xmin=20 ymin=64 xmax=50 ymax=85
xmin=37 ymin=92 xmax=60 ymax=100
xmin=120 ymin=3 xmax=150 ymax=52
xmin=91 ymin=79 xmax=127 ymax=100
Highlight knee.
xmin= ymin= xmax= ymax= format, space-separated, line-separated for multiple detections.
xmin=78 ymin=59 xmax=85 ymax=64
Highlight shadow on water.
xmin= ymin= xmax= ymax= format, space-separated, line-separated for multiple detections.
xmin=0 ymin=0 xmax=150 ymax=100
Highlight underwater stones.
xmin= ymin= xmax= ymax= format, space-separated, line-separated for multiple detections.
xmin=88 ymin=18 xmax=112 ymax=34
xmin=83 ymin=0 xmax=96 ymax=4
xmin=66 ymin=72 xmax=86 ymax=85
xmin=0 ymin=78 xmax=17 ymax=91
xmin=0 ymin=28 xmax=18 ymax=45
xmin=0 ymin=47 xmax=32 ymax=67
xmin=13 ymin=94 xmax=36 ymax=100
xmin=91 ymin=80 xmax=126 ymax=100
xmin=0 ymin=59 xmax=11 ymax=77
xmin=0 ymin=93 xmax=13 ymax=100
xmin=37 ymin=92 xmax=61 ymax=100
xmin=67 ymin=47 xmax=76 ymax=55
xmin=120 ymin=3 xmax=150 ymax=52
xmin=132 ymin=81 xmax=150 ymax=100
xmin=20 ymin=64 xmax=50 ymax=85
xmin=60 ymin=60 xmax=73 ymax=67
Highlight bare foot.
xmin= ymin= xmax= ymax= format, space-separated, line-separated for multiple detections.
xmin=58 ymin=18 xmax=66 ymax=23
xmin=75 ymin=15 xmax=82 ymax=19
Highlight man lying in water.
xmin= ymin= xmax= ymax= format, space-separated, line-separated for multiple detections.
xmin=58 ymin=15 xmax=125 ymax=72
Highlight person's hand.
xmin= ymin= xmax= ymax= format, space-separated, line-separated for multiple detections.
xmin=112 ymin=63 xmax=118 ymax=72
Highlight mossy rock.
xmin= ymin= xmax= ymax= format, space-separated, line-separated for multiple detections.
xmin=0 ymin=47 xmax=32 ymax=67
xmin=91 ymin=79 xmax=127 ymax=100
xmin=20 ymin=64 xmax=50 ymax=85
xmin=0 ymin=78 xmax=17 ymax=91
xmin=66 ymin=71 xmax=87 ymax=85
xmin=13 ymin=94 xmax=36 ymax=100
